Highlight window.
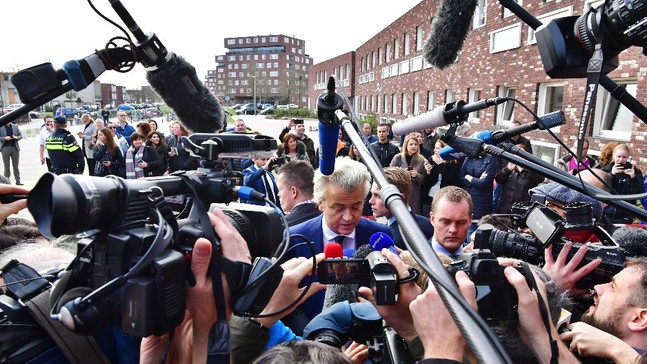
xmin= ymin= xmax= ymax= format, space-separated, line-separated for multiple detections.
xmin=538 ymin=83 xmax=564 ymax=116
xmin=490 ymin=23 xmax=522 ymax=53
xmin=416 ymin=25 xmax=424 ymax=51
xmin=379 ymin=47 xmax=383 ymax=65
xmin=468 ymin=89 xmax=482 ymax=122
xmin=413 ymin=92 xmax=420 ymax=115
xmin=532 ymin=140 xmax=561 ymax=165
xmin=473 ymin=0 xmax=486 ymax=28
xmin=392 ymin=94 xmax=398 ymax=115
xmin=411 ymin=56 xmax=423 ymax=72
xmin=445 ymin=90 xmax=457 ymax=104
xmin=402 ymin=93 xmax=408 ymax=116
xmin=404 ymin=33 xmax=411 ymax=56
xmin=399 ymin=60 xmax=410 ymax=74
xmin=503 ymin=0 xmax=521 ymax=18
xmin=427 ymin=91 xmax=437 ymax=111
xmin=386 ymin=43 xmax=391 ymax=62
xmin=394 ymin=38 xmax=400 ymax=60
xmin=384 ymin=94 xmax=390 ymax=113
xmin=497 ymin=86 xmax=516 ymax=125
xmin=528 ymin=6 xmax=573 ymax=44
xmin=593 ymin=81 xmax=637 ymax=140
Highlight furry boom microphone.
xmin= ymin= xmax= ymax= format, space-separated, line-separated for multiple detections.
xmin=146 ymin=53 xmax=224 ymax=133
xmin=424 ymin=0 xmax=478 ymax=69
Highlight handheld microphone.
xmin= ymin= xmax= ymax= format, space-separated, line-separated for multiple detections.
xmin=424 ymin=0 xmax=478 ymax=69
xmin=324 ymin=242 xmax=344 ymax=259
xmin=446 ymin=136 xmax=486 ymax=159
xmin=369 ymin=232 xmax=399 ymax=256
xmin=392 ymin=98 xmax=509 ymax=136
xmin=343 ymin=248 xmax=356 ymax=258
xmin=317 ymin=77 xmax=344 ymax=175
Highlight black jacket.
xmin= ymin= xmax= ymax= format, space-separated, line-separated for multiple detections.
xmin=495 ymin=166 xmax=544 ymax=213
xmin=370 ymin=141 xmax=400 ymax=168
xmin=601 ymin=162 xmax=644 ymax=223
xmin=286 ymin=202 xmax=322 ymax=227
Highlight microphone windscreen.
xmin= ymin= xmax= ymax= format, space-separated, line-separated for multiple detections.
xmin=425 ymin=0 xmax=478 ymax=69
xmin=392 ymin=105 xmax=447 ymax=136
xmin=146 ymin=53 xmax=224 ymax=133
xmin=439 ymin=145 xmax=466 ymax=161
xmin=612 ymin=226 xmax=647 ymax=258
xmin=319 ymin=122 xmax=341 ymax=175
xmin=353 ymin=244 xmax=374 ymax=260
xmin=369 ymin=232 xmax=395 ymax=251
xmin=447 ymin=136 xmax=485 ymax=159
xmin=343 ymin=248 xmax=356 ymax=258
xmin=324 ymin=242 xmax=344 ymax=259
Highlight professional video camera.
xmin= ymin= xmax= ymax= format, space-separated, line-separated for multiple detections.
xmin=25 ymin=132 xmax=285 ymax=337
xmin=536 ymin=0 xmax=647 ymax=78
xmin=318 ymin=251 xmax=401 ymax=306
xmin=474 ymin=201 xmax=625 ymax=289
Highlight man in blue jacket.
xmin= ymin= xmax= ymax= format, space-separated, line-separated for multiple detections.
xmin=283 ymin=156 xmax=391 ymax=335
xmin=242 ymin=156 xmax=280 ymax=207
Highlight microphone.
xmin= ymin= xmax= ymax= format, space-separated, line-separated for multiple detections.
xmin=317 ymin=77 xmax=343 ymax=175
xmin=438 ymin=130 xmax=492 ymax=160
xmin=146 ymin=54 xmax=224 ymax=133
xmin=343 ymin=248 xmax=356 ymax=258
xmin=324 ymin=242 xmax=344 ymax=259
xmin=106 ymin=0 xmax=224 ymax=133
xmin=392 ymin=97 xmax=509 ymax=136
xmin=483 ymin=110 xmax=566 ymax=144
xmin=323 ymin=244 xmax=373 ymax=310
xmin=369 ymin=232 xmax=398 ymax=256
xmin=446 ymin=136 xmax=486 ymax=159
xmin=612 ymin=227 xmax=647 ymax=258
xmin=424 ymin=0 xmax=478 ymax=69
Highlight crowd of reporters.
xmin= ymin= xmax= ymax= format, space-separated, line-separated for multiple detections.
xmin=2 ymin=115 xmax=647 ymax=364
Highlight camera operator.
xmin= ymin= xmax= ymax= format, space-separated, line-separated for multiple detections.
xmin=559 ymin=257 xmax=647 ymax=362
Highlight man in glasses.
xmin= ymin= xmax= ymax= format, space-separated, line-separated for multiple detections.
xmin=115 ymin=111 xmax=135 ymax=145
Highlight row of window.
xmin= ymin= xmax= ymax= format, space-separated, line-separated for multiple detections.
xmin=355 ymin=80 xmax=637 ymax=141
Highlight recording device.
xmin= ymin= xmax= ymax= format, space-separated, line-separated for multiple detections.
xmin=391 ymin=97 xmax=509 ymax=136
xmin=318 ymin=242 xmax=398 ymax=305
xmin=424 ymin=0 xmax=478 ymax=69
xmin=26 ymin=133 xmax=284 ymax=337
xmin=448 ymin=250 xmax=528 ymax=323
xmin=267 ymin=156 xmax=287 ymax=170
xmin=474 ymin=202 xmax=625 ymax=289
xmin=536 ymin=0 xmax=647 ymax=78
xmin=317 ymin=76 xmax=344 ymax=175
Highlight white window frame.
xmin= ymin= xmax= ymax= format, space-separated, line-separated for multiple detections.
xmin=592 ymin=81 xmax=637 ymax=141
xmin=490 ymin=23 xmax=522 ymax=53
xmin=473 ymin=0 xmax=487 ymax=29
xmin=411 ymin=56 xmax=423 ymax=72
xmin=497 ymin=86 xmax=516 ymax=126
xmin=537 ymin=82 xmax=564 ymax=116
xmin=468 ymin=88 xmax=482 ymax=123
xmin=528 ymin=6 xmax=573 ymax=44
xmin=503 ymin=0 xmax=522 ymax=18
xmin=427 ymin=91 xmax=437 ymax=111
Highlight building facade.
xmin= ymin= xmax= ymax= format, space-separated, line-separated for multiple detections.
xmin=205 ymin=34 xmax=312 ymax=108
xmin=310 ymin=0 xmax=647 ymax=165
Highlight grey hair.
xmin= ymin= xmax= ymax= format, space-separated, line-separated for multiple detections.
xmin=313 ymin=157 xmax=371 ymax=203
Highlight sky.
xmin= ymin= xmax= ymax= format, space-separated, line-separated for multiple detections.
xmin=4 ymin=0 xmax=422 ymax=89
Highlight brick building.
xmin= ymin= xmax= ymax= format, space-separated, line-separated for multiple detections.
xmin=206 ymin=34 xmax=312 ymax=108
xmin=309 ymin=0 xmax=647 ymax=166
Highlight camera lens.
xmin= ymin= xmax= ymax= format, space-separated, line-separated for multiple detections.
xmin=489 ymin=229 xmax=543 ymax=265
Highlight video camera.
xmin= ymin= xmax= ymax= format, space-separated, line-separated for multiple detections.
xmin=318 ymin=251 xmax=400 ymax=305
xmin=25 ymin=133 xmax=286 ymax=337
xmin=474 ymin=201 xmax=625 ymax=289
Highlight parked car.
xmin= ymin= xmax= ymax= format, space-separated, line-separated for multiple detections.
xmin=29 ymin=110 xmax=40 ymax=118
xmin=3 ymin=103 xmax=24 ymax=114
xmin=57 ymin=107 xmax=81 ymax=119
xmin=260 ymin=105 xmax=275 ymax=115
xmin=236 ymin=106 xmax=258 ymax=115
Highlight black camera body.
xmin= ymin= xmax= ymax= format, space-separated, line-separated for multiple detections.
xmin=318 ymin=251 xmax=399 ymax=305
xmin=268 ymin=156 xmax=287 ymax=170
xmin=475 ymin=202 xmax=625 ymax=289
xmin=27 ymin=133 xmax=283 ymax=337
xmin=448 ymin=250 xmax=524 ymax=323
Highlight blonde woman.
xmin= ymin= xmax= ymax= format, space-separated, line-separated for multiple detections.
xmin=390 ymin=134 xmax=426 ymax=214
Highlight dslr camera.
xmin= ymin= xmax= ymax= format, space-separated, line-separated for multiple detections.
xmin=26 ymin=133 xmax=285 ymax=337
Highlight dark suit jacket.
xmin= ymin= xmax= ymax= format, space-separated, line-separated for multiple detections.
xmin=390 ymin=213 xmax=434 ymax=250
xmin=0 ymin=123 xmax=22 ymax=151
xmin=242 ymin=164 xmax=279 ymax=206
xmin=285 ymin=202 xmax=321 ymax=227
xmin=284 ymin=214 xmax=391 ymax=334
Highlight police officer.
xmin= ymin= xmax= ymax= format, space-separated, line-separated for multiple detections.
xmin=46 ymin=116 xmax=85 ymax=175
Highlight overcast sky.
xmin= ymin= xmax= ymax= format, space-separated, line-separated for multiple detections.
xmin=4 ymin=0 xmax=421 ymax=89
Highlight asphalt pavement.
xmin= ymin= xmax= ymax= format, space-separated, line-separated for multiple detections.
xmin=9 ymin=114 xmax=321 ymax=221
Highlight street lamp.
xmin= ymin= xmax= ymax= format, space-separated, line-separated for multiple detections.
xmin=253 ymin=75 xmax=257 ymax=113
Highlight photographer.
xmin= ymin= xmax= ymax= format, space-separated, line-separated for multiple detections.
xmin=242 ymin=157 xmax=280 ymax=207
xmin=600 ymin=143 xmax=644 ymax=224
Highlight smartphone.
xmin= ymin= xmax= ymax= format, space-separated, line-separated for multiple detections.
xmin=170 ymin=147 xmax=178 ymax=155
xmin=406 ymin=166 xmax=414 ymax=171
xmin=137 ymin=158 xmax=143 ymax=164
xmin=317 ymin=259 xmax=363 ymax=284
